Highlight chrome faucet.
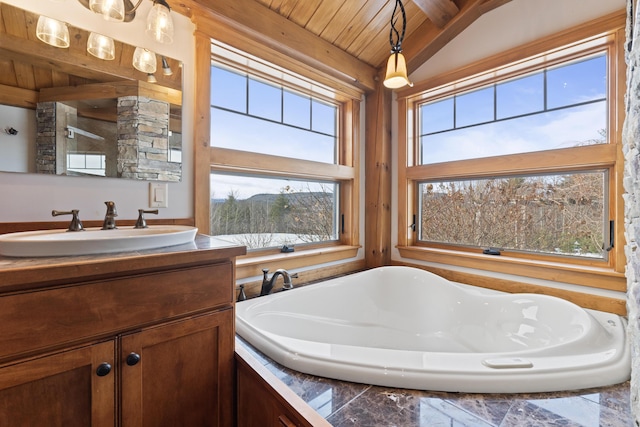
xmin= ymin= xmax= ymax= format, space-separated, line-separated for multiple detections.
xmin=259 ymin=268 xmax=298 ymax=296
xmin=101 ymin=201 xmax=118 ymax=230
xmin=52 ymin=209 xmax=84 ymax=232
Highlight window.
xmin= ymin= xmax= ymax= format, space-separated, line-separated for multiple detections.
xmin=208 ymin=42 xmax=358 ymax=253
xmin=398 ymin=23 xmax=625 ymax=290
xmin=419 ymin=55 xmax=607 ymax=165
xmin=67 ymin=152 xmax=106 ymax=176
xmin=210 ymin=174 xmax=338 ymax=250
xmin=419 ymin=171 xmax=608 ymax=259
xmin=210 ymin=66 xmax=337 ymax=164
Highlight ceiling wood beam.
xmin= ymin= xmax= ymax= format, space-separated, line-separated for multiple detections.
xmin=0 ymin=83 xmax=37 ymax=109
xmin=176 ymin=0 xmax=377 ymax=92
xmin=39 ymin=81 xmax=182 ymax=105
xmin=403 ymin=0 xmax=513 ymax=74
xmin=0 ymin=32 xmax=181 ymax=91
xmin=413 ymin=0 xmax=460 ymax=28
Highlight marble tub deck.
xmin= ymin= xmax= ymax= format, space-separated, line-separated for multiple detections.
xmin=237 ymin=337 xmax=634 ymax=427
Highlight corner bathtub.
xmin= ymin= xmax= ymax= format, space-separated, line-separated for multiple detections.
xmin=235 ymin=266 xmax=630 ymax=393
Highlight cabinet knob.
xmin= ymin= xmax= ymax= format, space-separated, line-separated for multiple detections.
xmin=126 ymin=352 xmax=141 ymax=366
xmin=96 ymin=362 xmax=112 ymax=377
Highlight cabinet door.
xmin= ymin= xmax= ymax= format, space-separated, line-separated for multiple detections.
xmin=237 ymin=360 xmax=312 ymax=427
xmin=120 ymin=309 xmax=234 ymax=427
xmin=0 ymin=340 xmax=115 ymax=427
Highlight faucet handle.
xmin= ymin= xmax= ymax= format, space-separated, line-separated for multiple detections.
xmin=52 ymin=209 xmax=84 ymax=232
xmin=134 ymin=209 xmax=159 ymax=229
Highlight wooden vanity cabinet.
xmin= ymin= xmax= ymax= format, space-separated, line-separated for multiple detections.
xmin=0 ymin=340 xmax=116 ymax=427
xmin=121 ymin=309 xmax=234 ymax=427
xmin=0 ymin=241 xmax=244 ymax=427
xmin=235 ymin=343 xmax=331 ymax=427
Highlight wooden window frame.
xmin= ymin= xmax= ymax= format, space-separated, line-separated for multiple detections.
xmin=396 ymin=12 xmax=627 ymax=293
xmin=206 ymin=42 xmax=362 ymax=281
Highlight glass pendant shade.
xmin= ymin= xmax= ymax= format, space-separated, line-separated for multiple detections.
xmin=87 ymin=32 xmax=115 ymax=60
xmin=90 ymin=0 xmax=125 ymax=21
xmin=36 ymin=16 xmax=70 ymax=48
xmin=133 ymin=47 xmax=157 ymax=73
xmin=383 ymin=52 xmax=413 ymax=89
xmin=146 ymin=0 xmax=174 ymax=44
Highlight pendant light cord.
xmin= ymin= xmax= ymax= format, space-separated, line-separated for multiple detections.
xmin=388 ymin=0 xmax=407 ymax=54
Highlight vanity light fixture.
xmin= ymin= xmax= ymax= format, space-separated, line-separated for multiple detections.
xmin=36 ymin=15 xmax=70 ymax=48
xmin=87 ymin=32 xmax=116 ymax=60
xmin=147 ymin=73 xmax=157 ymax=83
xmin=90 ymin=0 xmax=126 ymax=21
xmin=77 ymin=0 xmax=174 ymax=44
xmin=133 ymin=47 xmax=157 ymax=73
xmin=383 ymin=0 xmax=413 ymax=89
xmin=161 ymin=56 xmax=173 ymax=76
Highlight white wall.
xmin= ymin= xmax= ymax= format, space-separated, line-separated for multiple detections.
xmin=410 ymin=0 xmax=625 ymax=82
xmin=0 ymin=0 xmax=195 ymax=222
xmin=0 ymin=105 xmax=36 ymax=173
xmin=391 ymin=0 xmax=626 ymax=296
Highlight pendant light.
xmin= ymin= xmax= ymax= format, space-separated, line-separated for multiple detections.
xmin=383 ymin=0 xmax=413 ymax=89
xmin=36 ymin=16 xmax=70 ymax=48
xmin=146 ymin=0 xmax=174 ymax=44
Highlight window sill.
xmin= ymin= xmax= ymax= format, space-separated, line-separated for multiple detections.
xmin=397 ymin=245 xmax=625 ymax=292
xmin=236 ymin=245 xmax=360 ymax=280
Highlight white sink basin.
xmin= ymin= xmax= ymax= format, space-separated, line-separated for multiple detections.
xmin=0 ymin=225 xmax=198 ymax=257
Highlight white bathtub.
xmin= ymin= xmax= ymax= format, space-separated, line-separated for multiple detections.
xmin=236 ymin=266 xmax=630 ymax=393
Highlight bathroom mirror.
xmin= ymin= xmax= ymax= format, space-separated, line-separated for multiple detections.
xmin=0 ymin=2 xmax=183 ymax=181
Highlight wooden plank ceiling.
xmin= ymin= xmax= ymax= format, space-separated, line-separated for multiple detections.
xmin=249 ymin=0 xmax=512 ymax=70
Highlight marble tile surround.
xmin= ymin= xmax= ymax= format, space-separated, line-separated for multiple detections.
xmin=237 ymin=337 xmax=634 ymax=427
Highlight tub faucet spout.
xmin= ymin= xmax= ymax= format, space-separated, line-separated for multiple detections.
xmin=260 ymin=268 xmax=298 ymax=296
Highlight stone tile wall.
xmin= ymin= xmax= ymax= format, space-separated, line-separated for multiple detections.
xmin=624 ymin=1 xmax=640 ymax=425
xmin=35 ymin=102 xmax=56 ymax=174
xmin=117 ymin=96 xmax=181 ymax=181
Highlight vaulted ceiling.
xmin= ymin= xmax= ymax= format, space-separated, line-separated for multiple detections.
xmin=180 ymin=0 xmax=512 ymax=91
xmin=251 ymin=0 xmax=512 ymax=70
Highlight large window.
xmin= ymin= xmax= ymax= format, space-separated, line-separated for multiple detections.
xmin=209 ymin=43 xmax=358 ymax=253
xmin=398 ymin=23 xmax=625 ymax=289
xmin=415 ymin=54 xmax=610 ymax=261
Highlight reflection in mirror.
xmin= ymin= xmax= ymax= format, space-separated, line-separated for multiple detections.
xmin=0 ymin=2 xmax=182 ymax=181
